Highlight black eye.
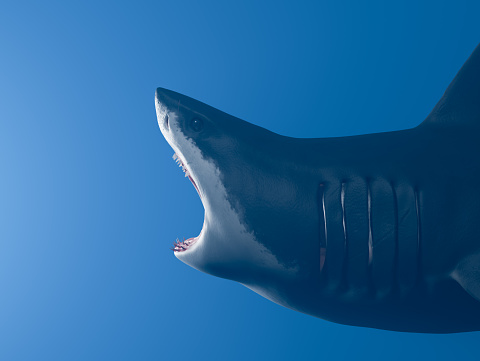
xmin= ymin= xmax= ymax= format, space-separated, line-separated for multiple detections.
xmin=189 ymin=118 xmax=204 ymax=132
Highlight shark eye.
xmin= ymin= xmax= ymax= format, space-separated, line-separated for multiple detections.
xmin=189 ymin=118 xmax=204 ymax=132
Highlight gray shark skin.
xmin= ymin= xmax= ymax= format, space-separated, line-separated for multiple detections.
xmin=155 ymin=43 xmax=480 ymax=333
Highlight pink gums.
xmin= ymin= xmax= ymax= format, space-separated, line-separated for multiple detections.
xmin=188 ymin=175 xmax=200 ymax=195
xmin=172 ymin=237 xmax=197 ymax=252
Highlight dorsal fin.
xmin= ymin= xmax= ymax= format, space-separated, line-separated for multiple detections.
xmin=421 ymin=43 xmax=480 ymax=128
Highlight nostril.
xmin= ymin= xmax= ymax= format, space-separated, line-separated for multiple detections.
xmin=165 ymin=114 xmax=169 ymax=129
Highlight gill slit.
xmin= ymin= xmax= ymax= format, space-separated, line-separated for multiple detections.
xmin=414 ymin=188 xmax=423 ymax=284
xmin=319 ymin=184 xmax=327 ymax=273
xmin=391 ymin=183 xmax=399 ymax=294
xmin=367 ymin=182 xmax=373 ymax=267
xmin=367 ymin=181 xmax=374 ymax=294
xmin=341 ymin=182 xmax=348 ymax=288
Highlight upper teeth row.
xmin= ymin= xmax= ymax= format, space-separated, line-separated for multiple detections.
xmin=173 ymin=153 xmax=190 ymax=178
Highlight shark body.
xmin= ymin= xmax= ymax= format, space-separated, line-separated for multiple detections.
xmin=156 ymin=44 xmax=480 ymax=333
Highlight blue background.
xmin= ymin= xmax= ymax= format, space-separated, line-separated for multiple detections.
xmin=1 ymin=1 xmax=479 ymax=360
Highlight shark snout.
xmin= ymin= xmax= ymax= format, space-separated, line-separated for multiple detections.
xmin=155 ymin=88 xmax=175 ymax=131
xmin=155 ymin=88 xmax=181 ymax=112
xmin=156 ymin=87 xmax=190 ymax=133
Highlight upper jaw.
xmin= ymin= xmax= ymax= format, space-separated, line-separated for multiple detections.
xmin=155 ymin=90 xmax=204 ymax=200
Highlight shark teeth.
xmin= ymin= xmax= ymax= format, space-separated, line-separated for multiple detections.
xmin=172 ymin=152 xmax=200 ymax=195
xmin=173 ymin=153 xmax=191 ymax=178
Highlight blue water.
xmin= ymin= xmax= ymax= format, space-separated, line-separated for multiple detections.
xmin=1 ymin=1 xmax=479 ymax=360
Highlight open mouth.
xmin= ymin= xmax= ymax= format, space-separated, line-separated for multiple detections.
xmin=171 ymin=153 xmax=200 ymax=253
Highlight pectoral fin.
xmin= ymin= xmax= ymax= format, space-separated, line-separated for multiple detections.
xmin=452 ymin=251 xmax=480 ymax=302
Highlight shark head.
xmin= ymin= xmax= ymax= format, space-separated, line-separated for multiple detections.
xmin=155 ymin=88 xmax=303 ymax=296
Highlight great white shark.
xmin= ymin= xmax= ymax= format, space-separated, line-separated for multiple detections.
xmin=155 ymin=44 xmax=480 ymax=333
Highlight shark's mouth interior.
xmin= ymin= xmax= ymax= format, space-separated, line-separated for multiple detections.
xmin=171 ymin=153 xmax=200 ymax=253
